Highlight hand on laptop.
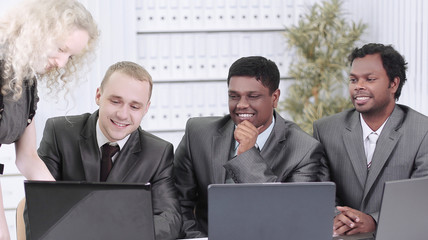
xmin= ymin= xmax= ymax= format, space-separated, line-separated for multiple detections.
xmin=333 ymin=206 xmax=376 ymax=236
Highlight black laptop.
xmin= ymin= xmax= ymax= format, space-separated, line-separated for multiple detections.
xmin=24 ymin=181 xmax=155 ymax=240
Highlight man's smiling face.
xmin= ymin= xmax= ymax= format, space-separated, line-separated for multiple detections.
xmin=228 ymin=76 xmax=279 ymax=133
xmin=96 ymin=71 xmax=151 ymax=142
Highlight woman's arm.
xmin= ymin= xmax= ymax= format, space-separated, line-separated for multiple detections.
xmin=14 ymin=120 xmax=54 ymax=180
xmin=0 ymin=184 xmax=10 ymax=240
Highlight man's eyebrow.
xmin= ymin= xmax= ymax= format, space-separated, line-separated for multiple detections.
xmin=349 ymin=72 xmax=374 ymax=77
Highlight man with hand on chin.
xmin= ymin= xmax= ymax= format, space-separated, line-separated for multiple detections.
xmin=174 ymin=56 xmax=324 ymax=238
xmin=313 ymin=43 xmax=428 ymax=237
xmin=37 ymin=61 xmax=181 ymax=240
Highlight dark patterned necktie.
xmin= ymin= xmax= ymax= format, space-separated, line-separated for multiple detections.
xmin=100 ymin=143 xmax=119 ymax=181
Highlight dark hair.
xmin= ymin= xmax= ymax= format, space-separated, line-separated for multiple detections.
xmin=349 ymin=43 xmax=407 ymax=100
xmin=227 ymin=56 xmax=280 ymax=95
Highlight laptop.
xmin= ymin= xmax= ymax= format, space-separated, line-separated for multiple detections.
xmin=375 ymin=177 xmax=428 ymax=240
xmin=208 ymin=182 xmax=336 ymax=240
xmin=24 ymin=181 xmax=155 ymax=240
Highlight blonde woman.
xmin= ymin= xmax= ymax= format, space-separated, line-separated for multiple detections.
xmin=0 ymin=0 xmax=99 ymax=238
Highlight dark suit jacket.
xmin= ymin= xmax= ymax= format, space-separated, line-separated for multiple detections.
xmin=174 ymin=111 xmax=323 ymax=238
xmin=313 ymin=104 xmax=428 ymax=221
xmin=38 ymin=111 xmax=181 ymax=240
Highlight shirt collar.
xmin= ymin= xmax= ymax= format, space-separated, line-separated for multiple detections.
xmin=360 ymin=114 xmax=388 ymax=140
xmin=96 ymin=119 xmax=129 ymax=150
xmin=234 ymin=114 xmax=275 ymax=151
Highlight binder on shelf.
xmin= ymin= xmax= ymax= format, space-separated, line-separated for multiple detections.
xmin=183 ymin=34 xmax=196 ymax=79
xmin=271 ymin=0 xmax=285 ymax=28
xmin=142 ymin=84 xmax=159 ymax=131
xmin=179 ymin=0 xmax=193 ymax=31
xmin=229 ymin=32 xmax=241 ymax=68
xmin=213 ymin=0 xmax=227 ymax=30
xmin=248 ymin=0 xmax=261 ymax=28
xmin=157 ymin=0 xmax=169 ymax=31
xmin=171 ymin=34 xmax=185 ymax=79
xmin=236 ymin=0 xmax=250 ymax=29
xmin=238 ymin=33 xmax=252 ymax=58
xmin=225 ymin=0 xmax=238 ymax=30
xmin=206 ymin=34 xmax=220 ymax=78
xmin=157 ymin=34 xmax=172 ymax=80
xmin=153 ymin=84 xmax=172 ymax=130
xmin=218 ymin=33 xmax=232 ymax=76
xmin=194 ymin=33 xmax=208 ymax=79
xmin=139 ymin=0 xmax=157 ymax=32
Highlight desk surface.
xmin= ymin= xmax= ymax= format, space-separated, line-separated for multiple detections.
xmin=333 ymin=232 xmax=375 ymax=240
xmin=179 ymin=232 xmax=375 ymax=240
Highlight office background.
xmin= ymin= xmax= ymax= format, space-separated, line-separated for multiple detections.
xmin=0 ymin=0 xmax=427 ymax=238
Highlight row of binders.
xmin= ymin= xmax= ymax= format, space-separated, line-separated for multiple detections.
xmin=141 ymin=81 xmax=229 ymax=131
xmin=137 ymin=32 xmax=292 ymax=81
xmin=135 ymin=0 xmax=315 ymax=32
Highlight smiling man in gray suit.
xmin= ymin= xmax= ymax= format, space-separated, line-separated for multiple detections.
xmin=174 ymin=56 xmax=324 ymax=238
xmin=37 ymin=61 xmax=181 ymax=240
xmin=313 ymin=43 xmax=428 ymax=237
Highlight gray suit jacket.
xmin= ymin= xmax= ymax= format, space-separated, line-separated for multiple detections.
xmin=313 ymin=104 xmax=428 ymax=221
xmin=174 ymin=112 xmax=323 ymax=238
xmin=37 ymin=111 xmax=181 ymax=240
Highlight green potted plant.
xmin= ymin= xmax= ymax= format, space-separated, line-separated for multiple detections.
xmin=279 ymin=0 xmax=366 ymax=134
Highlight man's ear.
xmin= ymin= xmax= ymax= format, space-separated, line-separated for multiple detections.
xmin=390 ymin=77 xmax=400 ymax=95
xmin=272 ymin=89 xmax=280 ymax=108
xmin=95 ymin=88 xmax=101 ymax=106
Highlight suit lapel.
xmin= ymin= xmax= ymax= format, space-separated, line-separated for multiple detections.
xmin=343 ymin=111 xmax=367 ymax=188
xmin=261 ymin=112 xmax=287 ymax=166
xmin=79 ymin=111 xmax=102 ymax=181
xmin=363 ymin=106 xmax=403 ymax=197
xmin=211 ymin=119 xmax=235 ymax=183
xmin=107 ymin=130 xmax=142 ymax=182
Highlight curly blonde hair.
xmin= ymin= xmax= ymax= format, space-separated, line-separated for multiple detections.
xmin=0 ymin=0 xmax=99 ymax=100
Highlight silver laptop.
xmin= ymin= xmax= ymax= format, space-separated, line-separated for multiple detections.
xmin=375 ymin=177 xmax=428 ymax=240
xmin=24 ymin=181 xmax=155 ymax=240
xmin=208 ymin=182 xmax=335 ymax=240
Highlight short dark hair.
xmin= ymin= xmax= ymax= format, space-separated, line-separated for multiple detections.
xmin=349 ymin=43 xmax=407 ymax=100
xmin=227 ymin=56 xmax=280 ymax=94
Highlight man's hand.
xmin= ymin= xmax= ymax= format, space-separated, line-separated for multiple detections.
xmin=333 ymin=206 xmax=376 ymax=236
xmin=234 ymin=120 xmax=263 ymax=155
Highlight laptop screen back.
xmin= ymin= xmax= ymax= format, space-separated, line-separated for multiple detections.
xmin=208 ymin=182 xmax=335 ymax=240
xmin=24 ymin=181 xmax=155 ymax=240
xmin=376 ymin=177 xmax=428 ymax=240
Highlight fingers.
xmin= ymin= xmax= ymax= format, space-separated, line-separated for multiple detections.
xmin=348 ymin=212 xmax=376 ymax=234
xmin=345 ymin=227 xmax=362 ymax=236
xmin=234 ymin=121 xmax=260 ymax=155
xmin=334 ymin=207 xmax=376 ymax=236
xmin=342 ymin=210 xmax=360 ymax=223
xmin=333 ymin=213 xmax=355 ymax=236
xmin=334 ymin=224 xmax=352 ymax=236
